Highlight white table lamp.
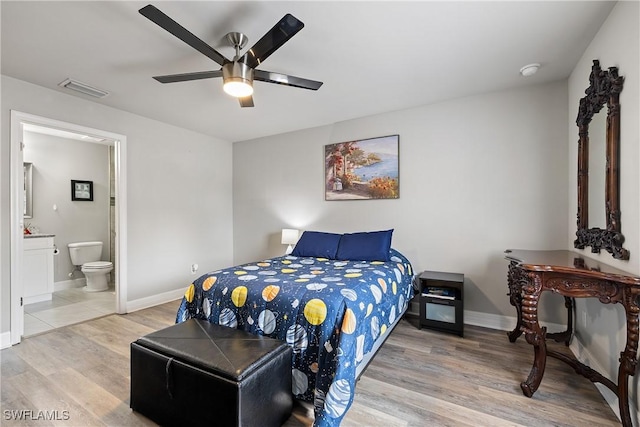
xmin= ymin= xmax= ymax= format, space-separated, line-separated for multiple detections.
xmin=281 ymin=229 xmax=299 ymax=255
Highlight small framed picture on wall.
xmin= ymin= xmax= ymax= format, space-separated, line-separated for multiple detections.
xmin=71 ymin=180 xmax=93 ymax=201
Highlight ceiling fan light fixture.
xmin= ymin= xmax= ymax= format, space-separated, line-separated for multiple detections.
xmin=223 ymin=80 xmax=254 ymax=97
xmin=222 ymin=62 xmax=254 ymax=98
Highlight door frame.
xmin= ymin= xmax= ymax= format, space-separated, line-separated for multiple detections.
xmin=10 ymin=111 xmax=128 ymax=345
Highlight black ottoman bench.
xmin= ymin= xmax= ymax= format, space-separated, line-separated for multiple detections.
xmin=130 ymin=318 xmax=293 ymax=427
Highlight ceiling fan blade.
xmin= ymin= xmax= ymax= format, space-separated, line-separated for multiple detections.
xmin=241 ymin=14 xmax=304 ymax=68
xmin=139 ymin=4 xmax=229 ymax=66
xmin=239 ymin=96 xmax=254 ymax=108
xmin=254 ymin=70 xmax=323 ymax=90
xmin=153 ymin=70 xmax=223 ymax=83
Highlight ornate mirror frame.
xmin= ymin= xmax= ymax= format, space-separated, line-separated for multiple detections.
xmin=574 ymin=60 xmax=628 ymax=260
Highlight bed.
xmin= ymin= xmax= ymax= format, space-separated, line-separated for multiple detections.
xmin=176 ymin=230 xmax=415 ymax=427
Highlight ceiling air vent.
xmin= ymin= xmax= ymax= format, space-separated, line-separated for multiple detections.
xmin=58 ymin=78 xmax=109 ymax=98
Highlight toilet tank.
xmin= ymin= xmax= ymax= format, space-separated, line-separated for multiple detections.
xmin=68 ymin=241 xmax=103 ymax=266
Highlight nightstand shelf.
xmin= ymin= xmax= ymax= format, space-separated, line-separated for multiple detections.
xmin=417 ymin=270 xmax=464 ymax=337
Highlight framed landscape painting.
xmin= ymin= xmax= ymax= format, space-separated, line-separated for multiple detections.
xmin=325 ymin=135 xmax=399 ymax=200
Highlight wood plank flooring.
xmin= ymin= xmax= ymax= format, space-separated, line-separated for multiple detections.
xmin=1 ymin=300 xmax=621 ymax=426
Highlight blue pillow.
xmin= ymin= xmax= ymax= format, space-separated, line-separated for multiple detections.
xmin=336 ymin=229 xmax=393 ymax=261
xmin=291 ymin=231 xmax=342 ymax=259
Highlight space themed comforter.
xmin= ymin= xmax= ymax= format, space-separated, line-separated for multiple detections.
xmin=175 ymin=248 xmax=414 ymax=427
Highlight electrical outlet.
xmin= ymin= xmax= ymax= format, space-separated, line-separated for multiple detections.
xmin=190 ymin=263 xmax=198 ymax=275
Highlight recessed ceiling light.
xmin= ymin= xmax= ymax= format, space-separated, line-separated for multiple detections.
xmin=519 ymin=63 xmax=540 ymax=77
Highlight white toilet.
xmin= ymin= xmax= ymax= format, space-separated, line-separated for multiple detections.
xmin=68 ymin=241 xmax=113 ymax=292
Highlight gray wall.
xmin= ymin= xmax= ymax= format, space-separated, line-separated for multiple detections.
xmin=567 ymin=1 xmax=639 ymax=418
xmin=233 ymin=80 xmax=569 ymax=324
xmin=1 ymin=75 xmax=234 ymax=333
xmin=24 ymin=131 xmax=110 ymax=283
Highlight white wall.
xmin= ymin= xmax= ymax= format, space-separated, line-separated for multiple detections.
xmin=567 ymin=1 xmax=639 ymax=420
xmin=233 ymin=80 xmax=569 ymax=323
xmin=1 ymin=75 xmax=234 ymax=333
xmin=24 ymin=131 xmax=110 ymax=283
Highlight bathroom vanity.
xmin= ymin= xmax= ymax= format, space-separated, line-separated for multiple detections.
xmin=23 ymin=234 xmax=55 ymax=304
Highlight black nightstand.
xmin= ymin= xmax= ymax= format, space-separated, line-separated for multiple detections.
xmin=418 ymin=271 xmax=464 ymax=337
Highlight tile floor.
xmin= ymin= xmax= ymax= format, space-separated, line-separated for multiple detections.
xmin=23 ymin=286 xmax=116 ymax=337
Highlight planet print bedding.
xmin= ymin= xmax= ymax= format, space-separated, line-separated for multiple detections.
xmin=175 ymin=248 xmax=414 ymax=427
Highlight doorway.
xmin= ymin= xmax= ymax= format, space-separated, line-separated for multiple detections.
xmin=10 ymin=111 xmax=128 ymax=345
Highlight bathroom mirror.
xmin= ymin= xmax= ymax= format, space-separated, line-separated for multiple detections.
xmin=23 ymin=162 xmax=33 ymax=219
xmin=574 ymin=60 xmax=628 ymax=259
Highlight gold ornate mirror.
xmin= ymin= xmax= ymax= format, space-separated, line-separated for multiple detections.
xmin=574 ymin=60 xmax=628 ymax=259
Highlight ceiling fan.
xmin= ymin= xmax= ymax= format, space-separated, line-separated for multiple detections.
xmin=139 ymin=4 xmax=323 ymax=108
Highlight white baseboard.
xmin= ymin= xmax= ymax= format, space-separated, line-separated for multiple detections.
xmin=24 ymin=293 xmax=52 ymax=305
xmin=0 ymin=331 xmax=11 ymax=349
xmin=54 ymin=278 xmax=85 ymax=292
xmin=126 ymin=287 xmax=185 ymax=313
xmin=464 ymin=309 xmax=566 ymax=333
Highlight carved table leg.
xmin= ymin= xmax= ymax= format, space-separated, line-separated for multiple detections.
xmin=617 ymin=289 xmax=639 ymax=427
xmin=547 ymin=297 xmax=574 ymax=346
xmin=520 ymin=272 xmax=547 ymax=397
xmin=507 ymin=261 xmax=524 ymax=342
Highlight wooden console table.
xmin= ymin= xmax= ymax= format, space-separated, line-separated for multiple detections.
xmin=505 ymin=249 xmax=640 ymax=427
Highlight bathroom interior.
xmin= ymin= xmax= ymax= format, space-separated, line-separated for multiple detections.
xmin=22 ymin=124 xmax=116 ymax=337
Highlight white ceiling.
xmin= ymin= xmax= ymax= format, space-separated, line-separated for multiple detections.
xmin=1 ymin=1 xmax=615 ymax=142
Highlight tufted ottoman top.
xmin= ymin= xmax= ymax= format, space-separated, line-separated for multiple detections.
xmin=135 ymin=318 xmax=290 ymax=381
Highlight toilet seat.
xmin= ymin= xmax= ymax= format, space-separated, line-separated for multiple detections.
xmin=82 ymin=261 xmax=113 ymax=269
